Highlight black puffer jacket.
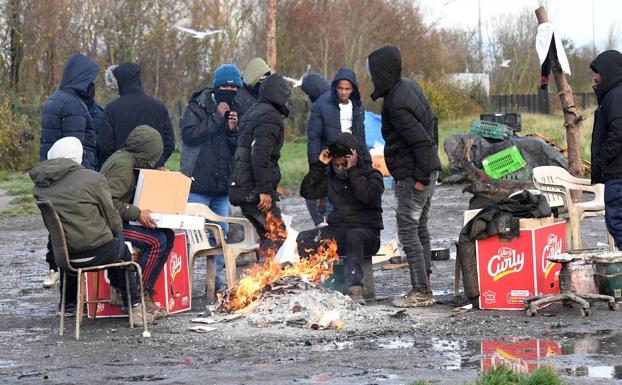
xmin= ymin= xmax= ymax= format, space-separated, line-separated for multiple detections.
xmin=368 ymin=45 xmax=441 ymax=185
xmin=301 ymin=133 xmax=384 ymax=230
xmin=229 ymin=74 xmax=291 ymax=205
xmin=301 ymin=73 xmax=329 ymax=103
xmin=590 ymin=50 xmax=622 ymax=183
xmin=180 ymin=87 xmax=252 ymax=196
xmin=40 ymin=54 xmax=98 ymax=169
xmin=97 ymin=63 xmax=174 ymax=168
xmin=306 ymin=68 xmax=370 ymax=165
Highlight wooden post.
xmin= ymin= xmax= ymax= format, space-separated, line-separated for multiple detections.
xmin=535 ymin=6 xmax=584 ymax=177
xmin=266 ymin=0 xmax=277 ymax=72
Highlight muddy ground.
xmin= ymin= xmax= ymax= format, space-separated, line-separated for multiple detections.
xmin=1 ymin=184 xmax=621 ymax=385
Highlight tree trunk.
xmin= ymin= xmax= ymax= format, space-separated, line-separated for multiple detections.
xmin=266 ymin=0 xmax=277 ymax=72
xmin=535 ymin=6 xmax=584 ymax=177
xmin=8 ymin=0 xmax=23 ymax=93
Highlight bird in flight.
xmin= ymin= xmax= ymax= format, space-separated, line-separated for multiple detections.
xmin=175 ymin=25 xmax=224 ymax=39
xmin=500 ymin=59 xmax=512 ymax=68
xmin=282 ymin=65 xmax=311 ymax=88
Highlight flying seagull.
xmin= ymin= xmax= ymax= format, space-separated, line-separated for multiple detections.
xmin=175 ymin=25 xmax=224 ymax=39
xmin=500 ymin=59 xmax=512 ymax=68
xmin=282 ymin=65 xmax=311 ymax=88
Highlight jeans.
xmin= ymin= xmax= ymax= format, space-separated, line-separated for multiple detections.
xmin=296 ymin=226 xmax=380 ymax=287
xmin=239 ymin=201 xmax=286 ymax=260
xmin=305 ymin=198 xmax=333 ymax=226
xmin=188 ymin=192 xmax=229 ymax=290
xmin=605 ymin=179 xmax=622 ymax=249
xmin=122 ymin=224 xmax=175 ymax=294
xmin=62 ymin=234 xmax=140 ymax=306
xmin=395 ymin=172 xmax=438 ymax=291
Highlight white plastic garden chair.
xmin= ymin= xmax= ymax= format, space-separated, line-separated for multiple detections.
xmin=184 ymin=203 xmax=258 ymax=302
xmin=532 ymin=166 xmax=614 ymax=250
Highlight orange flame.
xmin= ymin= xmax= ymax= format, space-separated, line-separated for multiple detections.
xmin=219 ymin=212 xmax=339 ymax=312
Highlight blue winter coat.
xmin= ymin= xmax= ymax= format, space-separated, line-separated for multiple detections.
xmin=40 ymin=54 xmax=99 ymax=169
xmin=306 ymin=68 xmax=370 ymax=165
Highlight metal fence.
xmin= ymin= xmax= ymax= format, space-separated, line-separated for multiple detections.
xmin=489 ymin=92 xmax=597 ymax=114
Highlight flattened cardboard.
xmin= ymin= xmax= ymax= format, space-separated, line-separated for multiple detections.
xmin=133 ymin=169 xmax=191 ymax=214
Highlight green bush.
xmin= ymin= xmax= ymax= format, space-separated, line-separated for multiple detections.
xmin=0 ymin=94 xmax=39 ymax=172
xmin=420 ymin=79 xmax=486 ymax=121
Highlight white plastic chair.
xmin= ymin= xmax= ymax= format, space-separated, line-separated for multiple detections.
xmin=532 ymin=166 xmax=613 ymax=250
xmin=184 ymin=203 xmax=258 ymax=302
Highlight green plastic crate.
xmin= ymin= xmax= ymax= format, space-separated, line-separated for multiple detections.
xmin=482 ymin=145 xmax=527 ymax=179
xmin=471 ymin=120 xmax=513 ymax=140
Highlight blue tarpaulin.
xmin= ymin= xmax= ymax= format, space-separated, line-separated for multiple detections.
xmin=364 ymin=111 xmax=383 ymax=149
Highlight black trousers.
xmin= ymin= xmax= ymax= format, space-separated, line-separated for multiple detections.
xmin=239 ymin=202 xmax=286 ymax=260
xmin=296 ymin=226 xmax=380 ymax=287
xmin=61 ymin=234 xmax=140 ymax=306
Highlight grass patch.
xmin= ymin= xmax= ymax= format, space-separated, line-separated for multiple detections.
xmin=165 ymin=151 xmax=181 ymax=172
xmin=0 ymin=171 xmax=36 ymax=217
xmin=279 ymin=136 xmax=308 ymax=189
xmin=409 ymin=366 xmax=565 ymax=385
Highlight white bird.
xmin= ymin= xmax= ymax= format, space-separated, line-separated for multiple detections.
xmin=500 ymin=59 xmax=512 ymax=68
xmin=175 ymin=25 xmax=224 ymax=39
xmin=282 ymin=65 xmax=311 ymax=87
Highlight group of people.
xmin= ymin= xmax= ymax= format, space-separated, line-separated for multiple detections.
xmin=32 ymin=43 xmax=446 ymax=329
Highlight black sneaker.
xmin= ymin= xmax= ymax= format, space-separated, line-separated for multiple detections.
xmin=56 ymin=302 xmax=76 ymax=317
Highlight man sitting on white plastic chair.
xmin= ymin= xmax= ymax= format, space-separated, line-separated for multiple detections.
xmin=30 ymin=137 xmax=151 ymax=325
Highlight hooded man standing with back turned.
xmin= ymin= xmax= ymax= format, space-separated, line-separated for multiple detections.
xmin=590 ymin=50 xmax=622 ymax=249
xmin=367 ymin=45 xmax=441 ymax=307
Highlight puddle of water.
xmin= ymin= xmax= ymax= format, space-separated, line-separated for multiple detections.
xmin=373 ymin=333 xmax=622 ymax=379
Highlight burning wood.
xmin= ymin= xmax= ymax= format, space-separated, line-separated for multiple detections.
xmin=217 ymin=213 xmax=340 ymax=312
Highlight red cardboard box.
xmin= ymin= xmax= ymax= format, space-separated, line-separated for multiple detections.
xmin=151 ymin=233 xmax=191 ymax=314
xmin=481 ymin=337 xmax=561 ymax=373
xmin=476 ymin=220 xmax=565 ymax=310
xmin=86 ymin=233 xmax=190 ymax=317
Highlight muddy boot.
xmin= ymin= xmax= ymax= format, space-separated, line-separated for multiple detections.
xmin=347 ymin=285 xmax=366 ymax=305
xmin=391 ymin=289 xmax=435 ymax=308
xmin=129 ymin=303 xmax=154 ymax=327
xmin=144 ymin=295 xmax=168 ymax=319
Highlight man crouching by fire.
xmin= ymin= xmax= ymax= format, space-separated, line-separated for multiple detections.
xmin=296 ymin=133 xmax=384 ymax=304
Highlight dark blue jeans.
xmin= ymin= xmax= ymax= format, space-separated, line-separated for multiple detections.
xmin=395 ymin=173 xmax=437 ymax=291
xmin=605 ymin=179 xmax=622 ymax=250
xmin=188 ymin=192 xmax=229 ymax=291
xmin=305 ymin=198 xmax=333 ymax=226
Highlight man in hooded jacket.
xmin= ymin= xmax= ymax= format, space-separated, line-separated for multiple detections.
xmin=100 ymin=125 xmax=174 ymax=318
xmin=367 ymin=45 xmax=441 ymax=307
xmin=229 ymin=74 xmax=291 ymax=257
xmin=297 ymin=133 xmax=383 ymax=304
xmin=40 ymin=53 xmax=98 ymax=170
xmin=30 ymin=137 xmax=149 ymax=324
xmin=300 ymin=73 xmax=332 ymax=226
xmin=40 ymin=53 xmax=99 ymax=288
xmin=97 ymin=62 xmax=175 ymax=168
xmin=590 ymin=49 xmax=622 ymax=249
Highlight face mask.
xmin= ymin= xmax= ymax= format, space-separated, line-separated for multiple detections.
xmin=86 ymin=82 xmax=95 ymax=101
xmin=332 ymin=163 xmax=348 ymax=180
xmin=213 ymin=88 xmax=237 ymax=105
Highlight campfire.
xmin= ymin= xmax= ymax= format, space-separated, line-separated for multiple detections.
xmin=218 ymin=213 xmax=339 ymax=312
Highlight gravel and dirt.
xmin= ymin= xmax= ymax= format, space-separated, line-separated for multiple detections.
xmin=1 ymin=184 xmax=621 ymax=384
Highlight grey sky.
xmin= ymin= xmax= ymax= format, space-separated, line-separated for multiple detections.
xmin=418 ymin=0 xmax=621 ymax=50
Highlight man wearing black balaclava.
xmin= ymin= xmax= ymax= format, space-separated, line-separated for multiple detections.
xmin=180 ymin=64 xmax=247 ymax=296
xmin=590 ymin=50 xmax=622 ymax=249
